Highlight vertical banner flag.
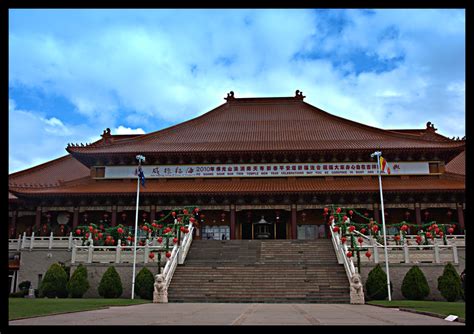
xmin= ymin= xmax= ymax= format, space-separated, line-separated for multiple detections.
xmin=136 ymin=166 xmax=146 ymax=186
xmin=380 ymin=156 xmax=391 ymax=174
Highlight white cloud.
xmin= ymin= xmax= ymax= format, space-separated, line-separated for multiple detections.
xmin=8 ymin=99 xmax=102 ymax=173
xmin=113 ymin=125 xmax=145 ymax=135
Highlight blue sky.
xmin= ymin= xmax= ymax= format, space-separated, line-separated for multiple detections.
xmin=9 ymin=9 xmax=465 ymax=173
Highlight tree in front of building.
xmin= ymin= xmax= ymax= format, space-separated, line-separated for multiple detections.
xmin=39 ymin=263 xmax=68 ymax=298
xmin=401 ymin=266 xmax=430 ymax=300
xmin=67 ymin=264 xmax=90 ymax=298
xmin=134 ymin=267 xmax=155 ymax=300
xmin=438 ymin=262 xmax=463 ymax=302
xmin=98 ymin=266 xmax=123 ymax=298
xmin=365 ymin=264 xmax=392 ymax=300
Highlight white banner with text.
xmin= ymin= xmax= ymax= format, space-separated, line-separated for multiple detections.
xmin=104 ymin=162 xmax=431 ymax=179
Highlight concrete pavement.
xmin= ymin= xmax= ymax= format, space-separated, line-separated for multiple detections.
xmin=10 ymin=303 xmax=465 ymax=326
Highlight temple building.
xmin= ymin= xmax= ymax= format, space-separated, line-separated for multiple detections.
xmin=8 ymin=91 xmax=466 ymax=242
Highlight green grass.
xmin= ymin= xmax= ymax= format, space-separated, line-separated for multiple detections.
xmin=368 ymin=300 xmax=465 ymax=319
xmin=9 ymin=298 xmax=151 ymax=321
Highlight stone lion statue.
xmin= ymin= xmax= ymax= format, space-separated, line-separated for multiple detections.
xmin=153 ymin=274 xmax=168 ymax=303
xmin=350 ymin=273 xmax=365 ymax=304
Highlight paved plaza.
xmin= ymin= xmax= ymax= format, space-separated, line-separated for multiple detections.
xmin=10 ymin=303 xmax=465 ymax=326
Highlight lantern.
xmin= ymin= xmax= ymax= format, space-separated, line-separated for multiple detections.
xmin=276 ymin=210 xmax=280 ymax=220
xmin=348 ymin=225 xmax=355 ymax=233
xmin=166 ymin=251 xmax=171 ymax=258
xmin=121 ymin=212 xmax=127 ymax=221
xmin=142 ymin=212 xmax=148 ymax=219
xmin=221 ymin=212 xmax=226 ymax=222
xmin=75 ymin=229 xmax=82 ymax=235
xmin=157 ymin=237 xmax=163 ymax=243
xmin=301 ymin=212 xmax=307 ymax=222
xmin=83 ymin=213 xmax=88 ymax=222
xmin=183 ymin=209 xmax=188 ymax=215
xmin=448 ymin=227 xmax=454 ymax=235
xmin=358 ymin=237 xmax=363 ymax=245
xmin=365 ymin=251 xmax=372 ymax=258
xmin=447 ymin=210 xmax=453 ymax=217
xmin=333 ymin=226 xmax=340 ymax=233
xmin=160 ymin=212 xmax=165 ymax=218
xmin=405 ymin=211 xmax=411 ymax=219
xmin=336 ymin=207 xmax=342 ymax=213
xmin=364 ymin=212 xmax=369 ymax=217
xmin=346 ymin=251 xmax=353 ymax=258
xmin=348 ymin=210 xmax=353 ymax=216
xmin=173 ymin=237 xmax=178 ymax=244
xmin=424 ymin=211 xmax=430 ymax=219
xmin=360 ymin=228 xmax=367 ymax=234
xmin=117 ymin=227 xmax=124 ymax=234
xmin=341 ymin=236 xmax=347 ymax=244
xmin=103 ymin=213 xmax=109 ymax=220
xmin=149 ymin=252 xmax=155 ymax=260
xmin=323 ymin=207 xmax=329 ymax=213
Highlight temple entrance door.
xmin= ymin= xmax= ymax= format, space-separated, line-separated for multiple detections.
xmin=276 ymin=221 xmax=287 ymax=239
xmin=241 ymin=222 xmax=252 ymax=240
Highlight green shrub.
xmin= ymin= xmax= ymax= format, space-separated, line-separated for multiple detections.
xmin=18 ymin=281 xmax=31 ymax=292
xmin=365 ymin=264 xmax=392 ymax=300
xmin=98 ymin=266 xmax=123 ymax=298
xmin=9 ymin=291 xmax=27 ymax=298
xmin=67 ymin=264 xmax=90 ymax=298
xmin=438 ymin=262 xmax=462 ymax=302
xmin=39 ymin=263 xmax=68 ymax=298
xmin=401 ymin=266 xmax=430 ymax=300
xmin=134 ymin=267 xmax=155 ymax=300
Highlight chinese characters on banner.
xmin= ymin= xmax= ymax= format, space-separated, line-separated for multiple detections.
xmin=104 ymin=162 xmax=430 ymax=179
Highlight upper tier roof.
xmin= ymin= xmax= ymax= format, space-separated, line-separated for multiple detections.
xmin=445 ymin=151 xmax=465 ymax=176
xmin=66 ymin=93 xmax=465 ymax=155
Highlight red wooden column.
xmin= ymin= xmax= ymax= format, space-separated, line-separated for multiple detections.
xmin=291 ymin=204 xmax=297 ymax=239
xmin=72 ymin=207 xmax=79 ymax=229
xmin=415 ymin=203 xmax=422 ymax=231
xmin=11 ymin=210 xmax=18 ymax=238
xmin=457 ymin=203 xmax=465 ymax=232
xmin=150 ymin=205 xmax=156 ymax=224
xmin=373 ymin=203 xmax=380 ymax=225
xmin=35 ymin=207 xmax=42 ymax=230
xmin=111 ymin=206 xmax=117 ymax=227
xmin=230 ymin=205 xmax=236 ymax=240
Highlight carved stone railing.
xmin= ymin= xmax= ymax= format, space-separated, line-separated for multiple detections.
xmin=10 ymin=232 xmax=82 ymax=251
xmin=329 ymin=219 xmax=363 ymax=304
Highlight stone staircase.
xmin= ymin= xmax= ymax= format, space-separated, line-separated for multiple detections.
xmin=168 ymin=239 xmax=350 ymax=303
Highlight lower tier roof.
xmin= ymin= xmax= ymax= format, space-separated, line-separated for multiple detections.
xmin=10 ymin=175 xmax=464 ymax=197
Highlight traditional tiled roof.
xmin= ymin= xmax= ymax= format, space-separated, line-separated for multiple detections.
xmin=445 ymin=151 xmax=465 ymax=176
xmin=10 ymin=175 xmax=464 ymax=196
xmin=66 ymin=94 xmax=465 ymax=155
xmin=8 ymin=154 xmax=90 ymax=188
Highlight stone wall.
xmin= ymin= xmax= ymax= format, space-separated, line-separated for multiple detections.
xmin=14 ymin=249 xmax=73 ymax=290
xmin=70 ymin=263 xmax=162 ymax=298
xmin=359 ymin=253 xmax=465 ymax=301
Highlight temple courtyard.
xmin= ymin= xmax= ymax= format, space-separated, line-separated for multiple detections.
xmin=10 ymin=302 xmax=464 ymax=326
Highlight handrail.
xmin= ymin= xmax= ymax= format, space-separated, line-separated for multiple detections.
xmin=329 ymin=220 xmax=357 ymax=281
xmin=178 ymin=223 xmax=195 ymax=264
xmin=161 ymin=244 xmax=179 ymax=290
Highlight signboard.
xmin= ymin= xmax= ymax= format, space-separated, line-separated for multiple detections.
xmin=104 ymin=162 xmax=430 ymax=179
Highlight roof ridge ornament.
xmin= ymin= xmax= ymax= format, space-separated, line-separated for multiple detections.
xmin=224 ymin=91 xmax=235 ymax=101
xmin=426 ymin=121 xmax=437 ymax=132
xmin=295 ymin=90 xmax=306 ymax=100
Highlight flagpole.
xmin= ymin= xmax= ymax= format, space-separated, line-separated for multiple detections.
xmin=131 ymin=155 xmax=145 ymax=299
xmin=372 ymin=151 xmax=392 ymax=301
